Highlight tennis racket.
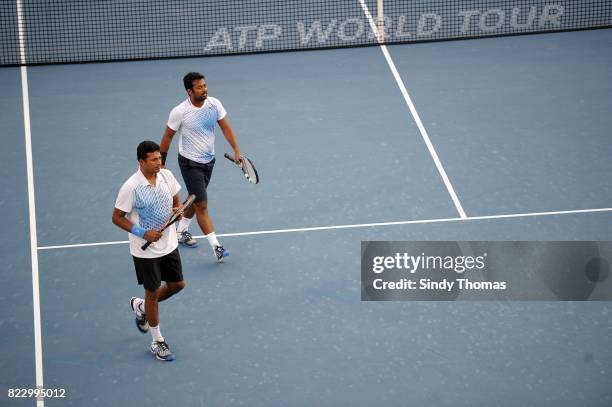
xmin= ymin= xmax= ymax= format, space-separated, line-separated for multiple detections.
xmin=141 ymin=194 xmax=196 ymax=250
xmin=224 ymin=153 xmax=259 ymax=184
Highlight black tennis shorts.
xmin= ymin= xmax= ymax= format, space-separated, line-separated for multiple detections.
xmin=132 ymin=248 xmax=183 ymax=291
xmin=178 ymin=154 xmax=215 ymax=203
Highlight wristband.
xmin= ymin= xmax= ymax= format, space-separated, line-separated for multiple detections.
xmin=161 ymin=151 xmax=168 ymax=165
xmin=131 ymin=224 xmax=146 ymax=238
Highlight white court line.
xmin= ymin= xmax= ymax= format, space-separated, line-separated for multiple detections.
xmin=357 ymin=0 xmax=467 ymax=219
xmin=39 ymin=240 xmax=130 ymax=251
xmin=37 ymin=207 xmax=612 ymax=251
xmin=17 ymin=0 xmax=45 ymax=405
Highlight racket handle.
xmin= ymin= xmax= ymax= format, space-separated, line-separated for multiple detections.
xmin=224 ymin=153 xmax=236 ymax=163
xmin=141 ymin=240 xmax=153 ymax=251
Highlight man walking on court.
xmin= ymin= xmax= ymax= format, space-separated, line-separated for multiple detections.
xmin=160 ymin=71 xmax=241 ymax=262
xmin=112 ymin=140 xmax=185 ymax=362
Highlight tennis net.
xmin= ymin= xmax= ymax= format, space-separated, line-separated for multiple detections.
xmin=2 ymin=0 xmax=611 ymax=66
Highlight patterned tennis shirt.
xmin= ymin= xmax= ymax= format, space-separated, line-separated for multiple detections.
xmin=167 ymin=96 xmax=227 ymax=164
xmin=115 ymin=168 xmax=181 ymax=258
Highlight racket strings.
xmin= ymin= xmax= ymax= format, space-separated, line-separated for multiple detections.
xmin=242 ymin=158 xmax=259 ymax=183
xmin=163 ymin=195 xmax=196 ymax=228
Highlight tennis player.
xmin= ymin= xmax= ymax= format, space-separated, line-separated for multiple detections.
xmin=112 ymin=140 xmax=185 ymax=362
xmin=160 ymin=72 xmax=241 ymax=262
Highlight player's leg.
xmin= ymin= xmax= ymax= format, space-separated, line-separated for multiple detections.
xmin=158 ymin=248 xmax=186 ymax=301
xmin=157 ymin=281 xmax=186 ymax=301
xmin=131 ymin=255 xmax=155 ymax=334
xmin=137 ymin=257 xmax=175 ymax=361
xmin=193 ymin=199 xmax=229 ymax=261
xmin=193 ymin=199 xmax=213 ymax=234
xmin=145 ymin=287 xmax=174 ymax=361
xmin=176 ymin=156 xmax=205 ymax=248
xmin=178 ymin=156 xmax=228 ymax=261
xmin=144 ymin=288 xmax=160 ymax=327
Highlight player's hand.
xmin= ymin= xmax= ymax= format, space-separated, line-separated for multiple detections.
xmin=144 ymin=230 xmax=163 ymax=242
xmin=233 ymin=149 xmax=242 ymax=166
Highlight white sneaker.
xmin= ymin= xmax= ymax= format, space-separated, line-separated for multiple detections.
xmin=178 ymin=230 xmax=199 ymax=248
xmin=150 ymin=340 xmax=175 ymax=361
xmin=130 ymin=297 xmax=148 ymax=334
xmin=214 ymin=245 xmax=229 ymax=262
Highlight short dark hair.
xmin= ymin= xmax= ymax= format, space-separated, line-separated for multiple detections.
xmin=137 ymin=140 xmax=160 ymax=161
xmin=183 ymin=72 xmax=205 ymax=90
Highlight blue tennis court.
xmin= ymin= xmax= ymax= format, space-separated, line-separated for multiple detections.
xmin=2 ymin=1 xmax=612 ymax=406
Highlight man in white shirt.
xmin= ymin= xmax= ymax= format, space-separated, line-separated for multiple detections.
xmin=112 ymin=140 xmax=185 ymax=361
xmin=160 ymin=72 xmax=242 ymax=262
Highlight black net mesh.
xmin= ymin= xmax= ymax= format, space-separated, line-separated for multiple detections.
xmin=1 ymin=0 xmax=611 ymax=66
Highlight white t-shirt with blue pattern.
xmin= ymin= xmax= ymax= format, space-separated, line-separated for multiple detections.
xmin=115 ymin=169 xmax=181 ymax=258
xmin=167 ymin=96 xmax=227 ymax=164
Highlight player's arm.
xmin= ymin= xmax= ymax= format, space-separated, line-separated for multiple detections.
xmin=159 ymin=126 xmax=176 ymax=167
xmin=112 ymin=208 xmax=162 ymax=242
xmin=218 ymin=117 xmax=241 ymax=163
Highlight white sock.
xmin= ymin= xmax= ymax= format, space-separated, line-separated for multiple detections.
xmin=177 ymin=217 xmax=193 ymax=233
xmin=150 ymin=325 xmax=164 ymax=343
xmin=205 ymin=232 xmax=220 ymax=249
